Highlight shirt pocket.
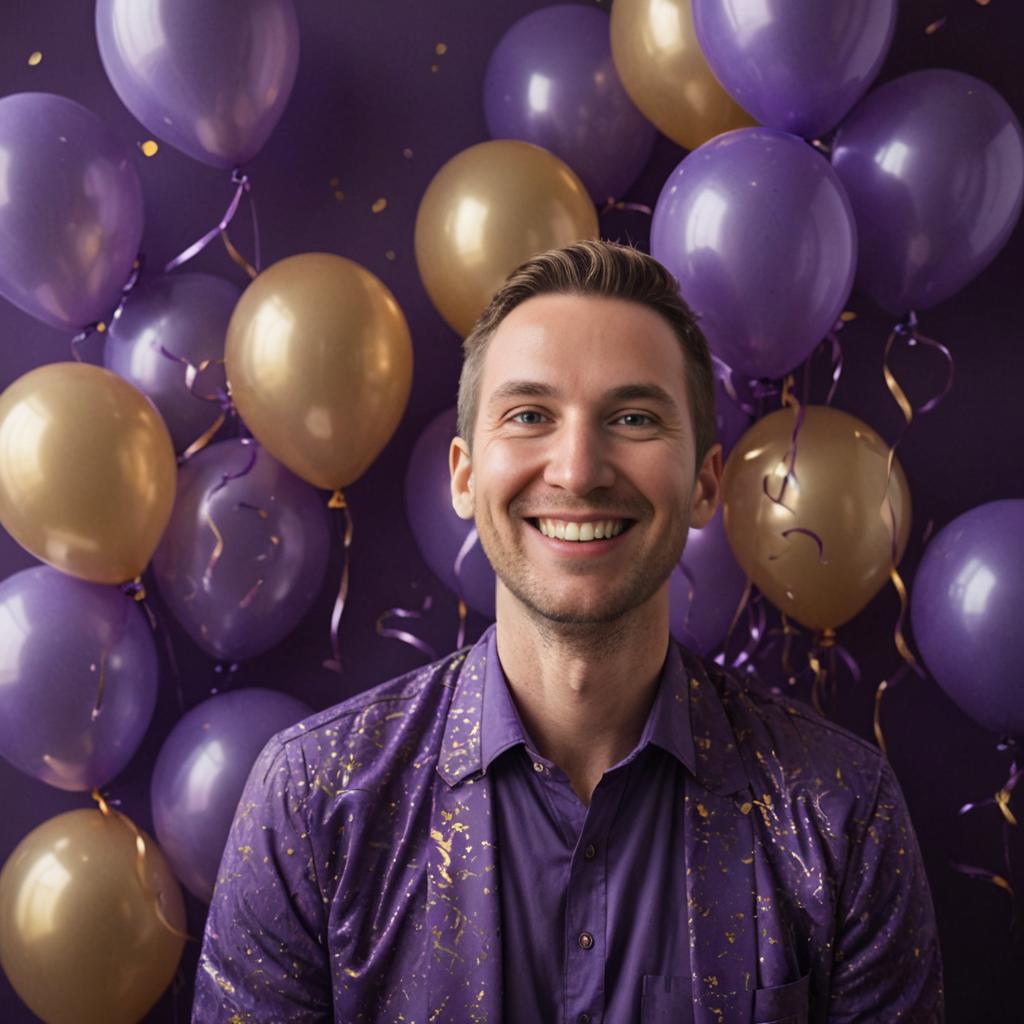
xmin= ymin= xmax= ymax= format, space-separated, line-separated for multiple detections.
xmin=640 ymin=974 xmax=694 ymax=1023
xmin=752 ymin=971 xmax=811 ymax=1024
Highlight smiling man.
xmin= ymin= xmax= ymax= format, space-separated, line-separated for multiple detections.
xmin=193 ymin=241 xmax=943 ymax=1024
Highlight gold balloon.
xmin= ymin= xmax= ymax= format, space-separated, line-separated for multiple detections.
xmin=722 ymin=406 xmax=911 ymax=631
xmin=0 ymin=363 xmax=176 ymax=584
xmin=414 ymin=139 xmax=599 ymax=337
xmin=610 ymin=0 xmax=754 ymax=151
xmin=0 ymin=808 xmax=186 ymax=1024
xmin=226 ymin=252 xmax=414 ymax=491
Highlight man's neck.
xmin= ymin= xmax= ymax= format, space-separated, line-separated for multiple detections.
xmin=493 ymin=586 xmax=670 ymax=805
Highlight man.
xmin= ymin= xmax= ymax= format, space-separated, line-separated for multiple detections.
xmin=193 ymin=241 xmax=943 ymax=1023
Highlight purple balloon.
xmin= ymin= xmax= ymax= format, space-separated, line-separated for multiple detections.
xmin=151 ymin=688 xmax=311 ymax=901
xmin=406 ymin=408 xmax=496 ymax=619
xmin=911 ymin=500 xmax=1024 ymax=737
xmin=0 ymin=566 xmax=157 ymax=791
xmin=0 ymin=93 xmax=144 ymax=332
xmin=832 ymin=70 xmax=1024 ymax=316
xmin=484 ymin=5 xmax=656 ymax=203
xmin=652 ymin=128 xmax=857 ymax=380
xmin=96 ymin=0 xmax=300 ymax=169
xmin=153 ymin=440 xmax=330 ymax=661
xmin=669 ymin=509 xmax=747 ymax=655
xmin=104 ymin=273 xmax=240 ymax=454
xmin=693 ymin=0 xmax=896 ymax=140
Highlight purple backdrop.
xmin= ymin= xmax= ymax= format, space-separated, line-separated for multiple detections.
xmin=0 ymin=2 xmax=1022 ymax=1020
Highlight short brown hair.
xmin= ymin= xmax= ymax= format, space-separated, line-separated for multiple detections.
xmin=457 ymin=240 xmax=716 ymax=463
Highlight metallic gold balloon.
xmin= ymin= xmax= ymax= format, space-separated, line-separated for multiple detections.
xmin=610 ymin=0 xmax=754 ymax=151
xmin=414 ymin=140 xmax=599 ymax=337
xmin=722 ymin=406 xmax=911 ymax=631
xmin=0 ymin=808 xmax=186 ymax=1024
xmin=226 ymin=253 xmax=414 ymax=490
xmin=0 ymin=363 xmax=176 ymax=584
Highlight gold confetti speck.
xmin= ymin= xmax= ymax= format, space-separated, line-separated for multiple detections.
xmin=435 ymin=43 xmax=448 ymax=56
xmin=431 ymin=64 xmax=440 ymax=74
xmin=96 ymin=322 xmax=107 ymax=334
xmin=976 ymin=0 xmax=991 ymax=5
xmin=840 ymin=310 xmax=857 ymax=323
xmin=329 ymin=176 xmax=340 ymax=187
xmin=371 ymin=197 xmax=388 ymax=214
xmin=925 ymin=17 xmax=946 ymax=34
xmin=403 ymin=147 xmax=414 ymax=159
xmin=334 ymin=190 xmax=345 ymax=202
xmin=385 ymin=249 xmax=397 ymax=262
xmin=140 ymin=140 xmax=159 ymax=157
xmin=27 ymin=51 xmax=43 ymax=67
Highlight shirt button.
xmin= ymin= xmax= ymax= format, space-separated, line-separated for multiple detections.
xmin=532 ymin=761 xmax=545 ymax=773
xmin=578 ymin=931 xmax=594 ymax=950
xmin=584 ymin=843 xmax=597 ymax=860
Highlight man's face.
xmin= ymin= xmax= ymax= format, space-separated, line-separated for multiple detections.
xmin=450 ymin=293 xmax=721 ymax=626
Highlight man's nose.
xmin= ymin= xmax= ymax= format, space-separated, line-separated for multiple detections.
xmin=542 ymin=419 xmax=616 ymax=494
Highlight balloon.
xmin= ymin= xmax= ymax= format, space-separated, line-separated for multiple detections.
xmin=406 ymin=408 xmax=496 ymax=619
xmin=484 ymin=5 xmax=656 ymax=203
xmin=152 ymin=439 xmax=331 ymax=661
xmin=609 ymin=0 xmax=754 ymax=152
xmin=714 ymin=374 xmax=752 ymax=457
xmin=911 ymin=500 xmax=1024 ymax=736
xmin=414 ymin=140 xmax=598 ymax=337
xmin=0 ymin=808 xmax=185 ymax=1024
xmin=692 ymin=0 xmax=896 ymax=140
xmin=669 ymin=509 xmax=747 ymax=654
xmin=0 ymin=363 xmax=176 ymax=584
xmin=151 ymin=688 xmax=311 ymax=902
xmin=0 ymin=93 xmax=143 ymax=332
xmin=832 ymin=70 xmax=1024 ymax=315
xmin=721 ymin=406 xmax=911 ymax=631
xmin=95 ymin=0 xmax=300 ymax=169
xmin=226 ymin=253 xmax=413 ymax=490
xmin=104 ymin=273 xmax=241 ymax=454
xmin=0 ymin=567 xmax=157 ymax=792
xmin=651 ymin=128 xmax=857 ymax=380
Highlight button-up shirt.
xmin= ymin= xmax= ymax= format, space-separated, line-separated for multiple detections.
xmin=483 ymin=640 xmax=695 ymax=1022
xmin=192 ymin=625 xmax=943 ymax=1023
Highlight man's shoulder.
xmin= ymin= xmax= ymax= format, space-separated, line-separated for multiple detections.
xmin=271 ymin=646 xmax=472 ymax=753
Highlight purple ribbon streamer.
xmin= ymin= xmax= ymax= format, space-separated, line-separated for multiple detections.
xmin=376 ymin=597 xmax=439 ymax=662
xmin=452 ymin=527 xmax=479 ymax=649
xmin=164 ymin=169 xmax=255 ymax=273
xmin=70 ymin=253 xmax=145 ymax=361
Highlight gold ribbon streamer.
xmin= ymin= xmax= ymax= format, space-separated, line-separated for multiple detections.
xmin=996 ymin=787 xmax=1019 ymax=827
xmin=90 ymin=789 xmax=194 ymax=942
xmin=180 ymin=410 xmax=228 ymax=463
xmin=221 ymin=229 xmax=258 ymax=280
xmin=873 ymin=680 xmax=889 ymax=758
xmin=324 ymin=489 xmax=354 ymax=673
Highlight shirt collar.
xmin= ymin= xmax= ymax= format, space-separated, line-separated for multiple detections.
xmin=472 ymin=625 xmax=698 ymax=778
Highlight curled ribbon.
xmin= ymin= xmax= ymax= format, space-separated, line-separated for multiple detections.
xmin=452 ymin=527 xmax=479 ymax=649
xmin=600 ymin=197 xmax=653 ymax=216
xmin=91 ymin=789 xmax=195 ymax=942
xmin=155 ymin=347 xmax=235 ymax=462
xmin=324 ymin=489 xmax=354 ymax=673
xmin=164 ymin=169 xmax=260 ymax=278
xmin=376 ymin=596 xmax=439 ymax=662
xmin=202 ymin=440 xmax=259 ymax=589
xmin=70 ymin=254 xmax=145 ymax=362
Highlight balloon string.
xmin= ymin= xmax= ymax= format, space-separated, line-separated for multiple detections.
xmin=164 ymin=169 xmax=254 ymax=274
xmin=69 ymin=254 xmax=145 ymax=361
xmin=600 ymin=197 xmax=653 ymax=216
xmin=155 ymin=347 xmax=235 ymax=462
xmin=200 ymin=440 xmax=259 ymax=586
xmin=677 ymin=559 xmax=697 ymax=639
xmin=324 ymin=489 xmax=353 ymax=673
xmin=761 ymin=375 xmax=803 ymax=513
xmin=90 ymin=789 xmax=195 ymax=942
xmin=730 ymin=591 xmax=767 ymax=671
xmin=376 ymin=596 xmax=439 ymax=661
xmin=718 ymin=576 xmax=753 ymax=667
xmin=452 ymin=527 xmax=479 ymax=649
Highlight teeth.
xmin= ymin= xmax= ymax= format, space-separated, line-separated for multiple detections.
xmin=537 ymin=518 xmax=625 ymax=542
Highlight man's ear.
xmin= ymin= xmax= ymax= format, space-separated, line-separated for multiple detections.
xmin=689 ymin=442 xmax=723 ymax=529
xmin=449 ymin=436 xmax=475 ymax=520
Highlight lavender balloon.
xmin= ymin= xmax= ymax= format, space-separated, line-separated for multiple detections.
xmin=651 ymin=128 xmax=857 ymax=380
xmin=151 ymin=688 xmax=311 ymax=901
xmin=692 ymin=0 xmax=897 ymax=140
xmin=484 ymin=5 xmax=656 ymax=203
xmin=153 ymin=440 xmax=330 ymax=661
xmin=96 ymin=0 xmax=300 ymax=169
xmin=669 ymin=510 xmax=747 ymax=655
xmin=911 ymin=500 xmax=1024 ymax=736
xmin=0 ymin=566 xmax=157 ymax=791
xmin=832 ymin=70 xmax=1024 ymax=315
xmin=0 ymin=93 xmax=144 ymax=331
xmin=104 ymin=273 xmax=240 ymax=454
xmin=406 ymin=408 xmax=496 ymax=619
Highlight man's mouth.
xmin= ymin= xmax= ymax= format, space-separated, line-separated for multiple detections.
xmin=530 ymin=518 xmax=635 ymax=543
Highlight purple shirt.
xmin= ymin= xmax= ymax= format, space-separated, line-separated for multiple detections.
xmin=193 ymin=625 xmax=943 ymax=1023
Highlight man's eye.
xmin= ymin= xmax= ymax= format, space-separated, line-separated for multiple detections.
xmin=511 ymin=410 xmax=545 ymax=425
xmin=616 ymin=412 xmax=653 ymax=427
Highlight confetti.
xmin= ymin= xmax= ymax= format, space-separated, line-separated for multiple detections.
xmin=402 ymin=148 xmax=414 ymax=159
xmin=925 ymin=17 xmax=946 ymax=33
xmin=371 ymin=197 xmax=388 ymax=214
xmin=431 ymin=64 xmax=440 ymax=73
xmin=140 ymin=140 xmax=159 ymax=157
xmin=27 ymin=51 xmax=42 ymax=66
xmin=435 ymin=43 xmax=448 ymax=56
xmin=840 ymin=310 xmax=857 ymax=323
xmin=385 ymin=250 xmax=397 ymax=262
xmin=329 ymin=177 xmax=340 ymax=187
xmin=334 ymin=190 xmax=345 ymax=202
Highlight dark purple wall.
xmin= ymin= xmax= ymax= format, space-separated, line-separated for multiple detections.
xmin=0 ymin=1 xmax=1021 ymax=1020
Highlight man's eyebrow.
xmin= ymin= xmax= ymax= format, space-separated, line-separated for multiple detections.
xmin=486 ymin=380 xmax=680 ymax=408
xmin=603 ymin=383 xmax=679 ymax=407
xmin=486 ymin=380 xmax=559 ymax=406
